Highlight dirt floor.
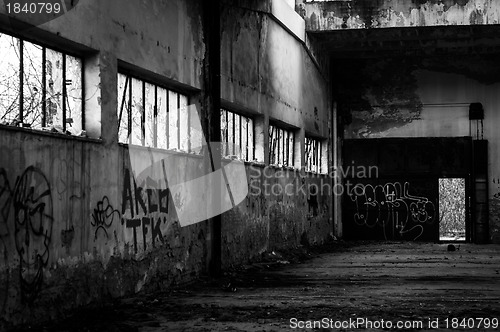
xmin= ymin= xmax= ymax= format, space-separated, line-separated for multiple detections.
xmin=27 ymin=241 xmax=500 ymax=331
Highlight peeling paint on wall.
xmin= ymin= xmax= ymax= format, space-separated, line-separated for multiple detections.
xmin=299 ymin=0 xmax=500 ymax=30
xmin=335 ymin=58 xmax=423 ymax=138
xmin=336 ymin=54 xmax=500 ymax=139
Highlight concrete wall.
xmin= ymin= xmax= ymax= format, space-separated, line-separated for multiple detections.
xmin=219 ymin=1 xmax=333 ymax=265
xmin=222 ymin=165 xmax=332 ymax=268
xmin=297 ymin=0 xmax=500 ymax=31
xmin=0 ymin=0 xmax=334 ymax=327
xmin=336 ymin=56 xmax=500 ymax=243
xmin=221 ymin=1 xmax=330 ymax=139
xmin=0 ymin=131 xmax=210 ymax=325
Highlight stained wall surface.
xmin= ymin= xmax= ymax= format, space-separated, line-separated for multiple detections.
xmin=220 ymin=0 xmax=333 ymax=266
xmin=221 ymin=1 xmax=330 ymax=138
xmin=297 ymin=0 xmax=500 ymax=31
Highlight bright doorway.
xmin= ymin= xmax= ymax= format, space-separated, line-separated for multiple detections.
xmin=439 ymin=178 xmax=466 ymax=241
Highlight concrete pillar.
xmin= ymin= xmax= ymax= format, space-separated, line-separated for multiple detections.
xmin=254 ymin=114 xmax=267 ymax=163
xmin=83 ymin=51 xmax=117 ymax=145
xmin=294 ymin=127 xmax=305 ymax=169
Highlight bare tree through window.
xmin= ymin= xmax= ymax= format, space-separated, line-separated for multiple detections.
xmin=305 ymin=136 xmax=323 ymax=173
xmin=220 ymin=109 xmax=254 ymax=161
xmin=269 ymin=124 xmax=294 ymax=167
xmin=0 ymin=32 xmax=83 ymax=134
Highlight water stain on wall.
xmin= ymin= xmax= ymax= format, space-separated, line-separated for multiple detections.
xmin=336 ymin=54 xmax=500 ymax=138
xmin=335 ymin=57 xmax=423 ymax=138
xmin=301 ymin=0 xmax=500 ymax=30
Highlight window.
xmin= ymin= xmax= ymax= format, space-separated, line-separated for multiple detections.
xmin=305 ymin=136 xmax=323 ymax=173
xmin=0 ymin=32 xmax=83 ymax=134
xmin=269 ymin=124 xmax=294 ymax=167
xmin=220 ymin=109 xmax=254 ymax=161
xmin=117 ymin=73 xmax=201 ymax=152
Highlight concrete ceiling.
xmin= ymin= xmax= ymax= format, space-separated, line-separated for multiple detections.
xmin=308 ymin=25 xmax=500 ymax=58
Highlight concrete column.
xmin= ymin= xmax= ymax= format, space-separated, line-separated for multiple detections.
xmin=84 ymin=51 xmax=117 ymax=145
xmin=294 ymin=127 xmax=305 ymax=169
xmin=254 ymin=114 xmax=267 ymax=163
xmin=332 ymin=101 xmax=342 ymax=238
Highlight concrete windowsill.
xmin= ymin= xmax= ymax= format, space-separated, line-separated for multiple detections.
xmin=118 ymin=143 xmax=205 ymax=159
xmin=0 ymin=124 xmax=102 ymax=144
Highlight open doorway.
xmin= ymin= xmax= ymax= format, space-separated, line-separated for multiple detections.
xmin=439 ymin=178 xmax=466 ymax=241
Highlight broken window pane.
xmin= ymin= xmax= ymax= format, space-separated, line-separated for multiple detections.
xmin=227 ymin=112 xmax=234 ymax=156
xmin=234 ymin=114 xmax=241 ymax=158
xmin=168 ymin=90 xmax=178 ymax=150
xmin=269 ymin=124 xmax=294 ymax=167
xmin=179 ymin=94 xmax=189 ymax=152
xmin=45 ymin=48 xmax=63 ymax=129
xmin=131 ymin=78 xmax=143 ymax=145
xmin=248 ymin=118 xmax=254 ymax=161
xmin=156 ymin=87 xmax=168 ymax=149
xmin=144 ymin=82 xmax=155 ymax=147
xmin=23 ymin=41 xmax=44 ymax=130
xmin=241 ymin=117 xmax=247 ymax=160
xmin=117 ymin=72 xmax=193 ymax=152
xmin=221 ymin=109 xmax=228 ymax=155
xmin=0 ymin=33 xmax=20 ymax=125
xmin=221 ymin=109 xmax=254 ymax=161
xmin=305 ymin=137 xmax=322 ymax=173
xmin=0 ymin=32 xmax=83 ymax=134
xmin=65 ymin=54 xmax=83 ymax=134
xmin=117 ymin=73 xmax=130 ymax=143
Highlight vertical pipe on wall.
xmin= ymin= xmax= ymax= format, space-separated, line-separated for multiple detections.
xmin=473 ymin=140 xmax=489 ymax=243
xmin=332 ymin=100 xmax=342 ymax=238
xmin=204 ymin=0 xmax=222 ymax=277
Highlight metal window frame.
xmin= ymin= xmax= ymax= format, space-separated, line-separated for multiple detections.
xmin=9 ymin=36 xmax=84 ymax=131
xmin=19 ymin=39 xmax=24 ymax=123
xmin=128 ymin=76 xmax=132 ymax=144
xmin=306 ymin=136 xmax=322 ymax=173
xmin=41 ymin=47 xmax=46 ymax=127
xmin=270 ymin=124 xmax=294 ymax=167
xmin=154 ymin=85 xmax=158 ymax=148
xmin=141 ymin=80 xmax=145 ymax=146
xmin=166 ymin=88 xmax=169 ymax=149
xmin=62 ymin=54 xmax=67 ymax=131
xmin=177 ymin=92 xmax=180 ymax=150
xmin=221 ymin=108 xmax=254 ymax=161
xmin=117 ymin=71 xmax=190 ymax=150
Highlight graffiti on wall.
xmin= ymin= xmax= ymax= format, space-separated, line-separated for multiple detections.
xmin=493 ymin=178 xmax=500 ymax=199
xmin=121 ymin=168 xmax=170 ymax=253
xmin=245 ymin=176 xmax=268 ymax=219
xmin=0 ymin=166 xmax=54 ymax=305
xmin=0 ymin=169 xmax=12 ymax=314
xmin=91 ymin=196 xmax=120 ymax=240
xmin=52 ymin=154 xmax=88 ymax=251
xmin=348 ymin=181 xmax=436 ymax=240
